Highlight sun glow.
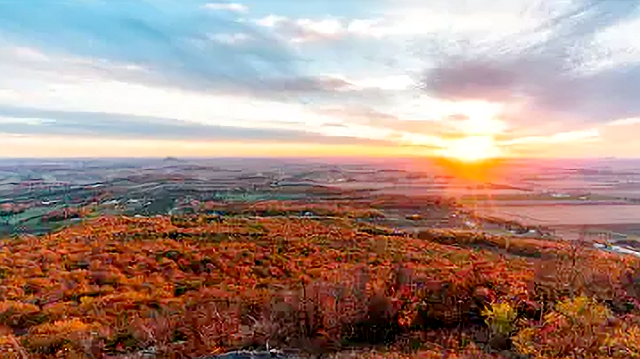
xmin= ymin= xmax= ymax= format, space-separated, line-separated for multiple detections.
xmin=438 ymin=109 xmax=507 ymax=162
xmin=441 ymin=135 xmax=502 ymax=162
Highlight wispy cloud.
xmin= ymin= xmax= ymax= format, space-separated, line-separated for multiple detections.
xmin=204 ymin=2 xmax=248 ymax=13
xmin=502 ymin=128 xmax=601 ymax=146
xmin=0 ymin=105 xmax=393 ymax=146
xmin=607 ymin=118 xmax=640 ymax=127
xmin=208 ymin=32 xmax=253 ymax=44
xmin=253 ymin=15 xmax=387 ymax=43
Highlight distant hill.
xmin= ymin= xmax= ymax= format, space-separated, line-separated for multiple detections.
xmin=163 ymin=156 xmax=185 ymax=163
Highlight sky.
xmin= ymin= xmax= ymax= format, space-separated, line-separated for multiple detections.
xmin=0 ymin=0 xmax=639 ymax=158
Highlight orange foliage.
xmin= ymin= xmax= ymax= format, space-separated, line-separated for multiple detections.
xmin=0 ymin=213 xmax=638 ymax=358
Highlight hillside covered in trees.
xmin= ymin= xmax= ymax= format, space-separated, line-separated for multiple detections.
xmin=0 ymin=202 xmax=639 ymax=358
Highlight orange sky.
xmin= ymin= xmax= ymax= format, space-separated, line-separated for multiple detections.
xmin=1 ymin=131 xmax=638 ymax=159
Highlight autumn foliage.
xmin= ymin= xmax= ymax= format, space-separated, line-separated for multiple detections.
xmin=0 ymin=203 xmax=639 ymax=358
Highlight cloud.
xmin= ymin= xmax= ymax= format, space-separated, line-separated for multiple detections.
xmin=502 ymin=128 xmax=601 ymax=146
xmin=203 ymin=2 xmax=248 ymax=13
xmin=0 ymin=105 xmax=394 ymax=146
xmin=252 ymin=1 xmax=546 ymax=44
xmin=0 ymin=103 xmax=455 ymax=151
xmin=0 ymin=0 xmax=399 ymax=105
xmin=348 ymin=75 xmax=414 ymax=91
xmin=607 ymin=117 xmax=640 ymax=127
xmin=419 ymin=0 xmax=640 ymax=126
xmin=253 ymin=15 xmax=386 ymax=42
xmin=0 ymin=0 xmax=297 ymax=94
xmin=425 ymin=62 xmax=518 ymax=102
xmin=0 ymin=76 xmax=349 ymax=134
xmin=0 ymin=0 xmax=406 ymax=109
xmin=315 ymin=105 xmax=481 ymax=146
xmin=208 ymin=32 xmax=253 ymax=44
xmin=255 ymin=15 xmax=288 ymax=28
xmin=0 ymin=116 xmax=53 ymax=126
xmin=316 ymin=106 xmax=440 ymax=135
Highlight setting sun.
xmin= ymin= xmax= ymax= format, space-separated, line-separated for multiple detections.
xmin=441 ymin=135 xmax=502 ymax=162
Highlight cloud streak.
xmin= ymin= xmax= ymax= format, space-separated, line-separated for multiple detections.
xmin=0 ymin=106 xmax=395 ymax=146
xmin=204 ymin=3 xmax=248 ymax=13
